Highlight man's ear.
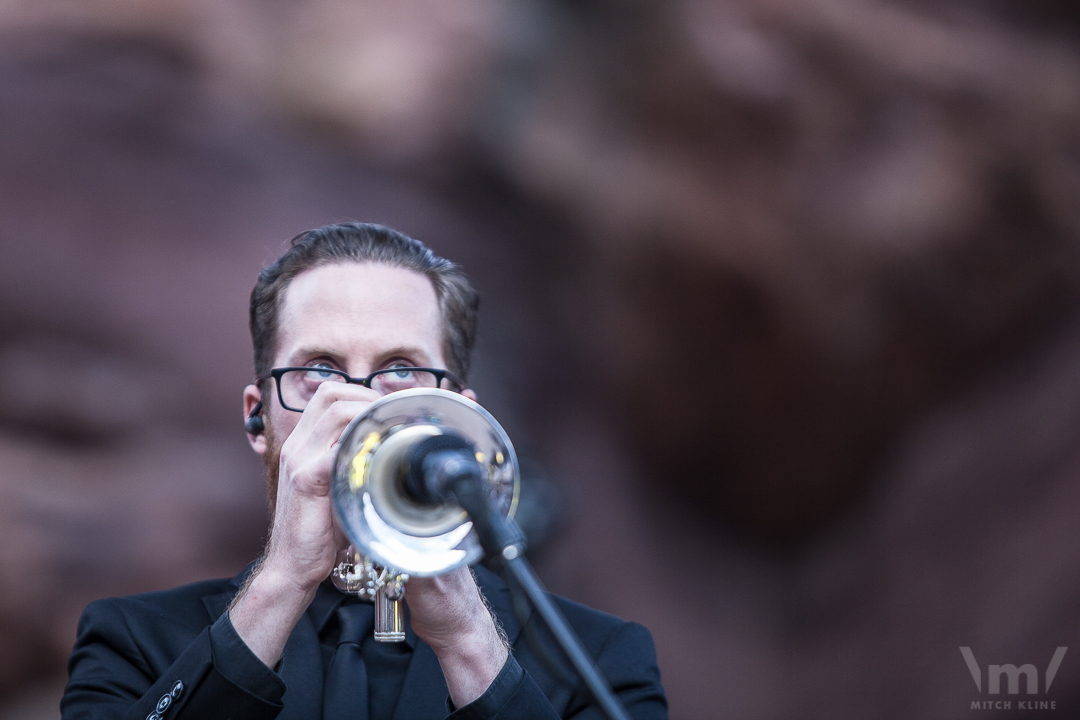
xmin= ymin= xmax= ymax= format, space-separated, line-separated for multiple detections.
xmin=243 ymin=384 xmax=268 ymax=456
xmin=462 ymin=388 xmax=478 ymax=402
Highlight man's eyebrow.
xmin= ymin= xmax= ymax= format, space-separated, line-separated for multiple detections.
xmin=373 ymin=346 xmax=434 ymax=364
xmin=286 ymin=346 xmax=345 ymax=364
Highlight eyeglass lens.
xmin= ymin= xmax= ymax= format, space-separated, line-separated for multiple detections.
xmin=278 ymin=368 xmax=442 ymax=410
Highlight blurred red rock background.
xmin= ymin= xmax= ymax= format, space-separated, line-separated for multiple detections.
xmin=1 ymin=1 xmax=1080 ymax=718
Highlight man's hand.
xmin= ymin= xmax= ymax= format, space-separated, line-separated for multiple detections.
xmin=230 ymin=382 xmax=380 ymax=667
xmin=407 ymin=568 xmax=510 ymax=708
xmin=230 ymin=379 xmax=508 ymax=706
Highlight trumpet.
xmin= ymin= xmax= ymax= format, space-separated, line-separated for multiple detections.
xmin=329 ymin=388 xmax=519 ymax=641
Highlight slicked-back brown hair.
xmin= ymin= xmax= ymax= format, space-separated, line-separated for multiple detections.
xmin=250 ymin=223 xmax=479 ymax=381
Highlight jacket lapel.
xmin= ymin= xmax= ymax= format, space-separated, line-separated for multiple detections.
xmin=389 ymin=640 xmax=448 ymax=720
xmin=201 ymin=591 xmax=232 ymax=622
xmin=277 ymin=611 xmax=325 ymax=720
xmin=389 ymin=566 xmax=526 ymax=720
xmin=200 ymin=572 xmax=328 ymax=720
xmin=389 ymin=601 xmax=447 ymax=720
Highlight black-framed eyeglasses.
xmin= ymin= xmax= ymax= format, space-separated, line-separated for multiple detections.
xmin=258 ymin=366 xmax=465 ymax=412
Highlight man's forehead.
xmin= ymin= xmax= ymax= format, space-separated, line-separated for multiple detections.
xmin=274 ymin=261 xmax=443 ymax=361
xmin=288 ymin=260 xmax=434 ymax=298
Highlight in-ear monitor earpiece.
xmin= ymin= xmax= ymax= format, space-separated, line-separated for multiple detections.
xmin=245 ymin=401 xmax=265 ymax=435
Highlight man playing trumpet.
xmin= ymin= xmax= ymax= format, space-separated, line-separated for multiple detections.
xmin=62 ymin=223 xmax=666 ymax=720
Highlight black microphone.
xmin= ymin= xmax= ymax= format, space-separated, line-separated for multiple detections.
xmin=402 ymin=432 xmax=476 ymax=505
xmin=403 ymin=432 xmax=525 ymax=561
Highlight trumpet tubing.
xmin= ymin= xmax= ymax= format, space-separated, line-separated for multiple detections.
xmin=329 ymin=388 xmax=520 ymax=641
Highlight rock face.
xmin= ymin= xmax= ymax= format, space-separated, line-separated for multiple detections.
xmin=1 ymin=1 xmax=1080 ymax=718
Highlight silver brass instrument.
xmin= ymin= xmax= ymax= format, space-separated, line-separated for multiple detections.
xmin=329 ymin=388 xmax=519 ymax=641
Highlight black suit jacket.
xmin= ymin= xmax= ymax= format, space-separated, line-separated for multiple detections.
xmin=62 ymin=565 xmax=667 ymax=720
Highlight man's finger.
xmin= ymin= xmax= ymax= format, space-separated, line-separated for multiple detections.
xmin=293 ymin=399 xmax=374 ymax=455
xmin=288 ymin=381 xmax=381 ymax=437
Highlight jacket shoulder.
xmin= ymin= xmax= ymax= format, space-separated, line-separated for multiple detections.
xmin=473 ymin=564 xmax=646 ymax=649
xmin=78 ymin=575 xmax=241 ymax=654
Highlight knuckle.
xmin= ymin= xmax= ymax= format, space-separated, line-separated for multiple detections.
xmin=326 ymin=402 xmax=357 ymax=423
xmin=336 ymin=396 xmax=373 ymax=417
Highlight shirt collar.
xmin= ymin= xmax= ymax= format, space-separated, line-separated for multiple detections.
xmin=308 ymin=580 xmax=353 ymax=635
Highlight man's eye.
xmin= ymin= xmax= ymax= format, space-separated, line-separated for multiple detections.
xmin=388 ymin=364 xmax=414 ymax=379
xmin=306 ymin=363 xmax=337 ymax=380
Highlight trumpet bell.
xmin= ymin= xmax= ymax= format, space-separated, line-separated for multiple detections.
xmin=331 ymin=388 xmax=519 ymax=576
